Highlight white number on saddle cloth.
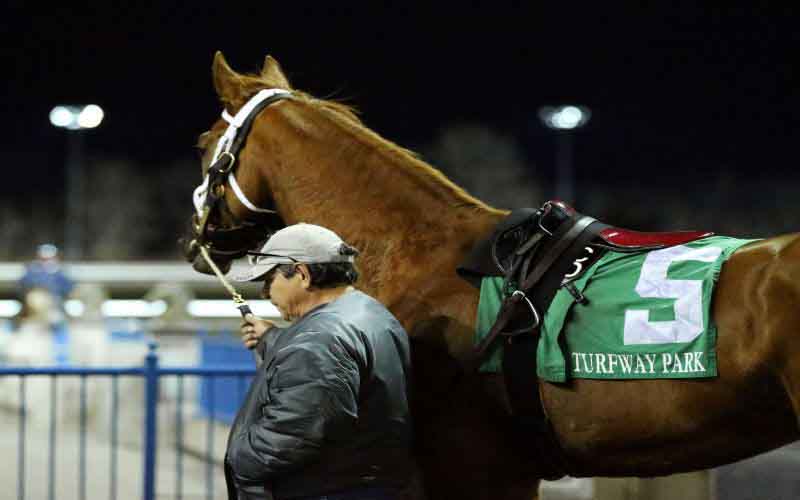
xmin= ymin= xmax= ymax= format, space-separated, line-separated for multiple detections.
xmin=623 ymin=245 xmax=723 ymax=345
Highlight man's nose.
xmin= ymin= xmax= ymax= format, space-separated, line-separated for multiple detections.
xmin=261 ymin=286 xmax=270 ymax=301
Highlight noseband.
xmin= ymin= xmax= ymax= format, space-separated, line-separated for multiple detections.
xmin=187 ymin=88 xmax=292 ymax=261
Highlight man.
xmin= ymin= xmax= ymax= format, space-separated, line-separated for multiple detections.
xmin=18 ymin=243 xmax=74 ymax=312
xmin=16 ymin=244 xmax=74 ymax=363
xmin=226 ymin=223 xmax=414 ymax=500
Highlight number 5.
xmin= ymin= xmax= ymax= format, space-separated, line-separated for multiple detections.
xmin=623 ymin=245 xmax=722 ymax=345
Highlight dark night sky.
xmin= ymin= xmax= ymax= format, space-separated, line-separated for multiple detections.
xmin=3 ymin=4 xmax=800 ymax=199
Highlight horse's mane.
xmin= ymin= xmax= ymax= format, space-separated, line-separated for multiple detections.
xmin=301 ymin=93 xmax=500 ymax=213
xmin=201 ymin=71 xmax=502 ymax=214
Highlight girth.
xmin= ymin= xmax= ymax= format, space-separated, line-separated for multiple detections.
xmin=500 ymin=210 xmax=603 ymax=480
xmin=459 ymin=201 xmax=607 ymax=480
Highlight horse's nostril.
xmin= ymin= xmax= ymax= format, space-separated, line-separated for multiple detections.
xmin=178 ymin=237 xmax=200 ymax=263
xmin=191 ymin=255 xmax=214 ymax=275
xmin=191 ymin=254 xmax=232 ymax=276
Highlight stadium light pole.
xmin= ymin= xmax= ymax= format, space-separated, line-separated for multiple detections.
xmin=49 ymin=104 xmax=104 ymax=260
xmin=538 ymin=105 xmax=591 ymax=205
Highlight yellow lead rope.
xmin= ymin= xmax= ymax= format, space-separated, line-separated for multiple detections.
xmin=198 ymin=243 xmax=262 ymax=364
xmin=198 ymin=244 xmax=252 ymax=316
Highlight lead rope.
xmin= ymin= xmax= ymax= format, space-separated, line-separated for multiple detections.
xmin=198 ymin=244 xmax=251 ymax=314
xmin=197 ymin=244 xmax=263 ymax=365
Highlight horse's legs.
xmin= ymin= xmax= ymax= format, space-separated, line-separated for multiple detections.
xmin=777 ymin=314 xmax=800 ymax=430
xmin=766 ymin=236 xmax=800 ymax=430
xmin=411 ymin=337 xmax=540 ymax=500
xmin=781 ymin=373 xmax=800 ymax=430
xmin=414 ymin=406 xmax=541 ymax=500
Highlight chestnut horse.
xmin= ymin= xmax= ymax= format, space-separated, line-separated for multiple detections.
xmin=183 ymin=52 xmax=800 ymax=500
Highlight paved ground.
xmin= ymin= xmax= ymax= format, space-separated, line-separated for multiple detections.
xmin=539 ymin=441 xmax=800 ymax=500
xmin=1 ymin=369 xmax=797 ymax=500
xmin=0 ymin=410 xmax=230 ymax=500
xmin=714 ymin=441 xmax=800 ymax=500
xmin=3 ymin=406 xmax=799 ymax=500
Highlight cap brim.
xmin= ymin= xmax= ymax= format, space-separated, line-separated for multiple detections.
xmin=231 ymin=262 xmax=279 ymax=282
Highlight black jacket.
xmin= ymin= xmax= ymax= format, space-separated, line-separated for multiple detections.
xmin=225 ymin=290 xmax=413 ymax=500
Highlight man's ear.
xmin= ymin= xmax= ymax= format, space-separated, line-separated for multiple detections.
xmin=297 ymin=264 xmax=312 ymax=288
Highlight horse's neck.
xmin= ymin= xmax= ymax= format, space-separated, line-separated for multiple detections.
xmin=261 ymin=100 xmax=504 ymax=299
xmin=264 ymin=101 xmax=501 ymax=232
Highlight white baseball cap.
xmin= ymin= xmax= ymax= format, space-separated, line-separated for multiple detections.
xmin=233 ymin=223 xmax=358 ymax=282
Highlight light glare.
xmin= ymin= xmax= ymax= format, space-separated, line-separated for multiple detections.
xmin=64 ymin=299 xmax=85 ymax=317
xmin=49 ymin=106 xmax=75 ymax=128
xmin=187 ymin=300 xmax=280 ymax=318
xmin=0 ymin=300 xmax=22 ymax=317
xmin=553 ymin=106 xmax=582 ymax=129
xmin=49 ymin=104 xmax=105 ymax=130
xmin=77 ymin=104 xmax=104 ymax=128
xmin=0 ymin=299 xmax=280 ymax=318
xmin=102 ymin=300 xmax=167 ymax=318
xmin=539 ymin=105 xmax=591 ymax=130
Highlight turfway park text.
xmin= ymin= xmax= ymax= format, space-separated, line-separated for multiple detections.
xmin=571 ymin=351 xmax=707 ymax=376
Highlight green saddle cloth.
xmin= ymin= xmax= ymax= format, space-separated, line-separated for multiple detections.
xmin=475 ymin=236 xmax=757 ymax=381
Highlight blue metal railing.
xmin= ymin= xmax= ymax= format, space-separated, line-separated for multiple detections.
xmin=198 ymin=331 xmax=256 ymax=423
xmin=0 ymin=343 xmax=256 ymax=500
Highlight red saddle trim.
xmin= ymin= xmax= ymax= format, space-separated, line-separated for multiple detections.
xmin=598 ymin=228 xmax=714 ymax=249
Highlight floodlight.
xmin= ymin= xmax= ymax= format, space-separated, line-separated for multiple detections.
xmin=49 ymin=104 xmax=105 ymax=130
xmin=538 ymin=105 xmax=591 ymax=130
xmin=77 ymin=104 xmax=104 ymax=129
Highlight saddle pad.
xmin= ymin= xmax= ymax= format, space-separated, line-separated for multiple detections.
xmin=474 ymin=236 xmax=758 ymax=381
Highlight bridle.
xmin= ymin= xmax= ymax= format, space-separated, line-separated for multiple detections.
xmin=186 ymin=88 xmax=292 ymax=262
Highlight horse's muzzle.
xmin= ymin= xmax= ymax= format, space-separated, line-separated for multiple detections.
xmin=179 ymin=235 xmax=200 ymax=263
xmin=190 ymin=254 xmax=232 ymax=275
xmin=178 ymin=236 xmax=233 ymax=276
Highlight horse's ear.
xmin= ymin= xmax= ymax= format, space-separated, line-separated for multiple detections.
xmin=212 ymin=51 xmax=245 ymax=107
xmin=260 ymin=55 xmax=292 ymax=89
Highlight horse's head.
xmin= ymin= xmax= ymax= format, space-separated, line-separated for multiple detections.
xmin=181 ymin=51 xmax=293 ymax=275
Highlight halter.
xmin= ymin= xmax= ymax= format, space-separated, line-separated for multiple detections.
xmin=188 ymin=88 xmax=292 ymax=260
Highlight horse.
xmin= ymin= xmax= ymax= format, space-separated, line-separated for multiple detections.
xmin=182 ymin=52 xmax=800 ymax=500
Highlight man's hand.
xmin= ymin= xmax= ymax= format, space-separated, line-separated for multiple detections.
xmin=239 ymin=313 xmax=275 ymax=350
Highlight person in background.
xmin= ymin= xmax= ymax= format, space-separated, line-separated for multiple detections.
xmin=18 ymin=243 xmax=74 ymax=308
xmin=226 ymin=223 xmax=414 ymax=500
xmin=16 ymin=244 xmax=75 ymax=364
